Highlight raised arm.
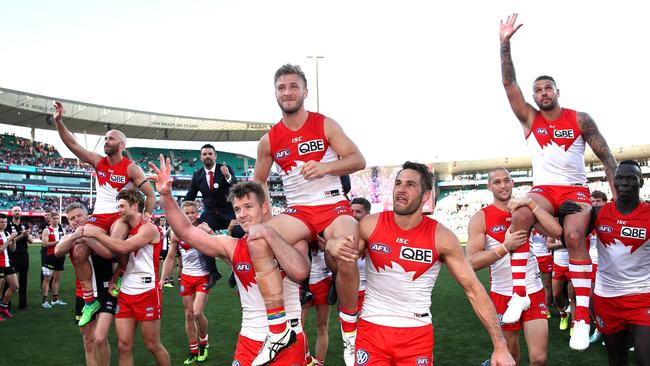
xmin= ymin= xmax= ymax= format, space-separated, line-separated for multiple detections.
xmin=436 ymin=224 xmax=515 ymax=366
xmin=301 ymin=118 xmax=366 ymax=180
xmin=127 ymin=163 xmax=157 ymax=222
xmin=499 ymin=13 xmax=537 ymax=131
xmin=578 ymin=112 xmax=618 ymax=199
xmin=253 ymin=134 xmax=274 ymax=220
xmin=53 ymin=101 xmax=102 ymax=166
xmin=87 ymin=223 xmax=157 ymax=255
xmin=150 ymin=155 xmax=235 ymax=259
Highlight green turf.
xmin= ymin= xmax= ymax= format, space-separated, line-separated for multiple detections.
xmin=1 ymin=246 xmax=613 ymax=365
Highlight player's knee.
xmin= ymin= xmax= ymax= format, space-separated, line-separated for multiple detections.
xmin=563 ymin=228 xmax=585 ymax=247
xmin=317 ymin=323 xmax=328 ymax=336
xmin=143 ymin=338 xmax=162 ymax=353
xmin=530 ymin=352 xmax=547 ymax=366
xmin=117 ymin=339 xmax=133 ymax=353
xmin=94 ymin=332 xmax=107 ymax=346
xmin=185 ymin=310 xmax=195 ymax=322
xmin=511 ymin=206 xmax=535 ymax=229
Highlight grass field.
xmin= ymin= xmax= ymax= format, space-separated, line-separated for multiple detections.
xmin=2 ymin=245 xmax=613 ymax=365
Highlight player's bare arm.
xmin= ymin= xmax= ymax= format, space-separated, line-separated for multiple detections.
xmin=577 ymin=112 xmax=618 ymax=199
xmin=253 ymin=134 xmax=275 ymax=216
xmin=301 ymin=118 xmax=366 ymax=180
xmin=248 ymin=224 xmax=310 ymax=282
xmin=85 ymin=222 xmax=158 ymax=255
xmin=41 ymin=227 xmax=59 ymax=248
xmin=52 ymin=101 xmax=102 ymax=166
xmin=436 ymin=223 xmax=514 ymax=366
xmin=54 ymin=227 xmax=83 ymax=257
xmin=127 ymin=163 xmax=156 ymax=222
xmin=466 ymin=211 xmax=529 ymax=271
xmin=159 ymin=233 xmax=178 ymax=287
xmin=499 ymin=13 xmax=536 ymax=132
xmin=150 ymin=155 xmax=235 ymax=259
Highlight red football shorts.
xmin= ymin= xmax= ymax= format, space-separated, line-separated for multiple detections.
xmin=180 ymin=274 xmax=210 ymax=297
xmin=491 ymin=289 xmax=548 ymax=331
xmin=308 ymin=276 xmax=332 ymax=306
xmin=529 ymin=185 xmax=591 ymax=213
xmin=116 ymin=288 xmax=162 ymax=321
xmin=592 ymin=293 xmax=650 ymax=335
xmin=282 ymin=201 xmax=352 ymax=240
xmin=233 ymin=331 xmax=306 ymax=366
xmin=355 ymin=319 xmax=433 ymax=366
xmin=536 ymin=255 xmax=553 ymax=273
xmin=87 ymin=212 xmax=122 ymax=232
xmin=552 ymin=263 xmax=569 ymax=281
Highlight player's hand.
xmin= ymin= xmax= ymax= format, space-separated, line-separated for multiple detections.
xmin=301 ymin=160 xmax=329 ymax=180
xmin=53 ymin=101 xmax=64 ymax=123
xmin=149 ymin=155 xmax=174 ymax=195
xmin=108 ymin=276 xmax=119 ymax=296
xmin=507 ymin=196 xmax=532 ymax=212
xmin=499 ymin=13 xmax=523 ymax=43
xmin=247 ymin=224 xmax=266 ymax=241
xmin=325 ymin=235 xmax=358 ymax=262
xmin=491 ymin=346 xmax=516 ymax=366
xmin=142 ymin=212 xmax=152 ymax=224
xmin=197 ymin=222 xmax=215 ymax=235
xmin=8 ymin=232 xmax=17 ymax=240
xmin=503 ymin=229 xmax=528 ymax=252
xmin=72 ymin=226 xmax=84 ymax=239
xmin=82 ymin=225 xmax=102 ymax=239
xmin=220 ymin=162 xmax=231 ymax=181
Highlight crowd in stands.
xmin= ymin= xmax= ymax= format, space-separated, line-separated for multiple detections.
xmin=0 ymin=134 xmax=91 ymax=170
xmin=0 ymin=192 xmax=91 ymax=213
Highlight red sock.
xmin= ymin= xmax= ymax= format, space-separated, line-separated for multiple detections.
xmin=339 ymin=306 xmax=358 ymax=333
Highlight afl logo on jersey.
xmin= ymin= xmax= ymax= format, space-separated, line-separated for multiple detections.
xmin=400 ymin=246 xmax=433 ymax=263
xmin=536 ymin=128 xmax=548 ymax=135
xmin=369 ymin=243 xmax=391 ymax=254
xmin=490 ymin=225 xmax=507 ymax=233
xmin=110 ymin=174 xmax=126 ymax=184
xmin=597 ymin=224 xmax=613 ymax=233
xmin=554 ymin=129 xmax=575 ymax=139
xmin=355 ymin=349 xmax=369 ymax=365
xmin=298 ymin=139 xmax=325 ymax=155
xmin=97 ymin=171 xmax=106 ymax=177
xmin=274 ymin=148 xmax=291 ymax=160
xmin=235 ymin=263 xmax=251 ymax=272
xmin=284 ymin=207 xmax=297 ymax=214
xmin=621 ymin=226 xmax=646 ymax=240
xmin=416 ymin=357 xmax=430 ymax=365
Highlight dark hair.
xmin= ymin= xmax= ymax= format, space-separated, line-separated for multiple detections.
xmin=398 ymin=161 xmax=434 ymax=192
xmin=0 ymin=213 xmax=6 ymax=220
xmin=228 ymin=181 xmax=266 ymax=205
xmin=65 ymin=202 xmax=87 ymax=214
xmin=534 ymin=75 xmax=557 ymax=87
xmin=200 ymin=144 xmax=216 ymax=153
xmin=619 ymin=159 xmax=641 ymax=169
xmin=590 ymin=190 xmax=608 ymax=201
xmin=351 ymin=197 xmax=371 ymax=213
xmin=274 ymin=64 xmax=307 ymax=88
xmin=117 ymin=188 xmax=145 ymax=211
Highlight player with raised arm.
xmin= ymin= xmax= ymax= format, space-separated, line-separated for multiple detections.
xmin=254 ymin=64 xmax=365 ymax=365
xmin=499 ymin=13 xmax=617 ymax=350
xmin=53 ymin=101 xmax=157 ymax=326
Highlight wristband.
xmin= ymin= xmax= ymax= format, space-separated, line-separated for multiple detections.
xmin=495 ymin=243 xmax=509 ymax=258
xmin=528 ymin=200 xmax=539 ymax=213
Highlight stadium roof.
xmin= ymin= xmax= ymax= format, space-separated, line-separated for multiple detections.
xmin=432 ymin=144 xmax=650 ymax=174
xmin=0 ymin=87 xmax=273 ymax=141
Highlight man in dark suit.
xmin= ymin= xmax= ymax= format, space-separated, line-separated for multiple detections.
xmin=184 ymin=144 xmax=238 ymax=288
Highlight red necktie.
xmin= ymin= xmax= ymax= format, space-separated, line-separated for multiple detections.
xmin=208 ymin=171 xmax=214 ymax=191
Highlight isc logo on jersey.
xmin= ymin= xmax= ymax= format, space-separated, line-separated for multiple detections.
xmin=621 ymin=226 xmax=646 ymax=240
xmin=298 ymin=139 xmax=325 ymax=155
xmin=110 ymin=174 xmax=126 ymax=184
xmin=554 ymin=129 xmax=574 ymax=139
xmin=400 ymin=246 xmax=433 ymax=263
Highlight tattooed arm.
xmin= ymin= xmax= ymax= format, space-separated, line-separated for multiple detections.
xmin=499 ymin=13 xmax=537 ymax=133
xmin=578 ymin=112 xmax=618 ymax=199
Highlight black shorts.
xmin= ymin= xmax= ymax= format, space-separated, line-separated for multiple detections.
xmin=44 ymin=254 xmax=65 ymax=271
xmin=0 ymin=266 xmax=16 ymax=276
xmin=74 ymin=292 xmax=118 ymax=325
xmin=159 ymin=249 xmax=168 ymax=260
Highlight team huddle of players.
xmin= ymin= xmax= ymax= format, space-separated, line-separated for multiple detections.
xmin=4 ymin=12 xmax=645 ymax=366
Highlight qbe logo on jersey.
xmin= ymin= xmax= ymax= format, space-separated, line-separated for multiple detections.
xmin=554 ymin=129 xmax=574 ymax=139
xmin=400 ymin=246 xmax=433 ymax=263
xmin=110 ymin=174 xmax=126 ymax=184
xmin=298 ymin=139 xmax=325 ymax=155
xmin=621 ymin=226 xmax=646 ymax=240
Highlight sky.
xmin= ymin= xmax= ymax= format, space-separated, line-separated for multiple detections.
xmin=2 ymin=1 xmax=649 ymax=167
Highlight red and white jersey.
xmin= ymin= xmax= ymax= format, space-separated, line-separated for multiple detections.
xmin=308 ymin=249 xmax=331 ymax=284
xmin=45 ymin=226 xmax=60 ymax=256
xmin=232 ymin=236 xmax=302 ymax=341
xmin=530 ymin=229 xmax=551 ymax=258
xmin=0 ymin=232 xmax=10 ymax=267
xmin=268 ymin=112 xmax=344 ymax=206
xmin=93 ymin=156 xmax=135 ymax=214
xmin=121 ymin=223 xmax=162 ymax=295
xmin=553 ymin=246 xmax=569 ymax=267
xmin=589 ymin=231 xmax=599 ymax=265
xmin=362 ymin=212 xmax=442 ymax=327
xmin=178 ymin=239 xmax=209 ymax=277
xmin=358 ymin=255 xmax=367 ymax=292
xmin=526 ymin=108 xmax=587 ymax=185
xmin=594 ymin=201 xmax=650 ymax=297
xmin=482 ymin=205 xmax=542 ymax=296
